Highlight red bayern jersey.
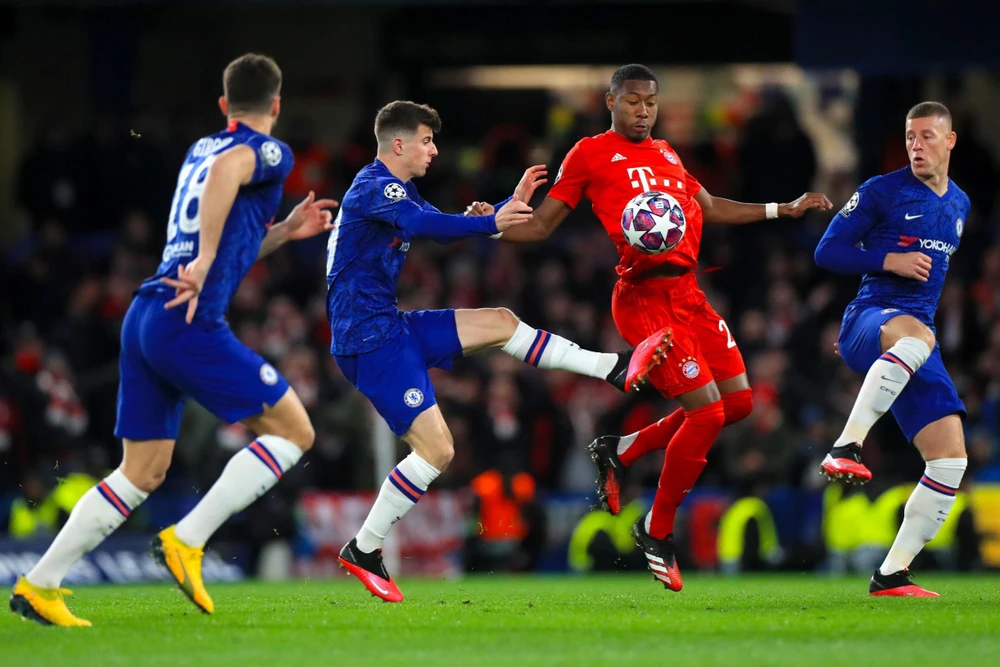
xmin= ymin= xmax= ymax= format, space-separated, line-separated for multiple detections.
xmin=547 ymin=129 xmax=703 ymax=277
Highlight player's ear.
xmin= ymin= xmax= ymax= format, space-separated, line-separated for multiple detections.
xmin=271 ymin=96 xmax=281 ymax=118
xmin=392 ymin=136 xmax=405 ymax=156
xmin=218 ymin=96 xmax=228 ymax=117
xmin=946 ymin=130 xmax=957 ymax=150
xmin=605 ymin=91 xmax=615 ymax=112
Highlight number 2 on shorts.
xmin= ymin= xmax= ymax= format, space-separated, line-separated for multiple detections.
xmin=719 ymin=319 xmax=736 ymax=349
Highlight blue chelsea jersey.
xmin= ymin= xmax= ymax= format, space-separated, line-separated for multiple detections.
xmin=139 ymin=121 xmax=293 ymax=322
xmin=831 ymin=167 xmax=970 ymax=325
xmin=325 ymin=160 xmax=440 ymax=355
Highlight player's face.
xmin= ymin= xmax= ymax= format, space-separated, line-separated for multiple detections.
xmin=404 ymin=124 xmax=438 ymax=178
xmin=906 ymin=115 xmax=956 ymax=178
xmin=607 ymin=80 xmax=658 ymax=142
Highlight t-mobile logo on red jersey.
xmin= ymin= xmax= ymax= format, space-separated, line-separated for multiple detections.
xmin=626 ymin=167 xmax=685 ymax=193
xmin=898 ymin=235 xmax=957 ymax=255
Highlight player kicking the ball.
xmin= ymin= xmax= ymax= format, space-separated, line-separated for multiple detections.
xmin=10 ymin=54 xmax=338 ymax=626
xmin=327 ymin=100 xmax=670 ymax=602
xmin=498 ymin=64 xmax=832 ymax=591
xmin=815 ymin=102 xmax=970 ymax=597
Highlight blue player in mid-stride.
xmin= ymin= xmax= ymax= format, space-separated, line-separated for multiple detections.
xmin=11 ymin=54 xmax=338 ymax=626
xmin=815 ymin=102 xmax=971 ymax=598
xmin=328 ymin=101 xmax=671 ymax=602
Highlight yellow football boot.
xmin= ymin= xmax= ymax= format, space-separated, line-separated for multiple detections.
xmin=150 ymin=525 xmax=214 ymax=614
xmin=9 ymin=576 xmax=91 ymax=627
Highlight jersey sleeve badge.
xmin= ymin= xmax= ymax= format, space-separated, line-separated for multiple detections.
xmin=384 ymin=182 xmax=407 ymax=202
xmin=259 ymin=141 xmax=283 ymax=167
xmin=841 ymin=191 xmax=860 ymax=217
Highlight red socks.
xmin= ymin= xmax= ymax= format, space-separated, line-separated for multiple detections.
xmin=647 ymin=401 xmax=726 ymax=539
xmin=618 ymin=388 xmax=753 ymax=467
xmin=721 ymin=388 xmax=753 ymax=426
xmin=618 ymin=408 xmax=685 ymax=466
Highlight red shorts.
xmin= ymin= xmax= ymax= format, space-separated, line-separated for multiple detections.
xmin=612 ymin=272 xmax=746 ymax=399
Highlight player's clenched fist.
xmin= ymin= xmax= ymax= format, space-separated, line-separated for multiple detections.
xmin=495 ymin=195 xmax=533 ymax=232
xmin=883 ymin=251 xmax=932 ymax=282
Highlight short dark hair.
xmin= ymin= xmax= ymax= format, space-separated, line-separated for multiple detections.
xmin=906 ymin=101 xmax=952 ymax=125
xmin=374 ymin=101 xmax=442 ymax=144
xmin=223 ymin=53 xmax=282 ymax=114
xmin=610 ymin=64 xmax=658 ymax=94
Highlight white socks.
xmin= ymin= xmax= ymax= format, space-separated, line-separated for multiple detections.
xmin=27 ymin=469 xmax=148 ymax=589
xmin=502 ymin=321 xmax=617 ymax=380
xmin=355 ymin=452 xmax=440 ymax=553
xmin=174 ymin=435 xmax=303 ymax=548
xmin=835 ymin=337 xmax=932 ymax=447
xmin=879 ymin=457 xmax=967 ymax=575
xmin=25 ymin=435 xmax=305 ymax=587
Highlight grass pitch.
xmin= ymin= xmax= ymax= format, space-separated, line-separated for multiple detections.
xmin=3 ymin=574 xmax=998 ymax=666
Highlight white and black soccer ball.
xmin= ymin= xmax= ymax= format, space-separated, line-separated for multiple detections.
xmin=621 ymin=191 xmax=686 ymax=254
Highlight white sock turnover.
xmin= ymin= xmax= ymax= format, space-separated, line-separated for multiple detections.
xmin=879 ymin=457 xmax=967 ymax=575
xmin=502 ymin=321 xmax=617 ymax=379
xmin=174 ymin=435 xmax=303 ymax=548
xmin=835 ymin=337 xmax=931 ymax=447
xmin=27 ymin=469 xmax=148 ymax=589
xmin=355 ymin=452 xmax=440 ymax=553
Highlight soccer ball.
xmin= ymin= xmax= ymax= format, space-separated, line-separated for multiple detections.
xmin=621 ymin=191 xmax=686 ymax=254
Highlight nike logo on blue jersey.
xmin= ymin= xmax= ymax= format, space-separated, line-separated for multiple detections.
xmin=904 ymin=213 xmax=923 ymax=220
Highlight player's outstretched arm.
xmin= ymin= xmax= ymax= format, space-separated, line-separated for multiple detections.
xmin=395 ymin=196 xmax=532 ymax=242
xmin=257 ymin=191 xmax=339 ymax=260
xmin=696 ymin=188 xmax=833 ymax=225
xmin=161 ymin=144 xmax=256 ymax=322
xmin=495 ymin=196 xmax=572 ymax=243
xmin=464 ymin=164 xmax=550 ymax=222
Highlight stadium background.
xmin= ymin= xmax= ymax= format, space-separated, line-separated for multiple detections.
xmin=0 ymin=0 xmax=998 ymax=586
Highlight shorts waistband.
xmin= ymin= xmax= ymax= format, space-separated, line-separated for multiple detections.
xmin=621 ymin=263 xmax=692 ymax=282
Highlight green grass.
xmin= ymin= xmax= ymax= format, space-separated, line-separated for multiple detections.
xmin=3 ymin=574 xmax=999 ymax=666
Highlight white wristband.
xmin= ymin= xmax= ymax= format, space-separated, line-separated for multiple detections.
xmin=765 ymin=202 xmax=779 ymax=219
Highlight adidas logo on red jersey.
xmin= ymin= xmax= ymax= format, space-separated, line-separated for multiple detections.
xmin=611 ymin=153 xmax=627 ymax=162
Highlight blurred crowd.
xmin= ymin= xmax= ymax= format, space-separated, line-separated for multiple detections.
xmin=3 ymin=89 xmax=1000 ymax=545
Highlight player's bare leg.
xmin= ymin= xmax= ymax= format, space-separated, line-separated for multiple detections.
xmin=591 ymin=372 xmax=753 ymax=516
xmin=822 ymin=315 xmax=934 ymax=484
xmin=716 ymin=373 xmax=751 ymax=398
xmin=155 ymin=388 xmax=314 ymax=614
xmin=10 ymin=439 xmax=172 ymax=626
xmin=454 ymin=307 xmax=672 ymax=392
xmin=340 ymin=406 xmax=451 ymax=603
xmin=870 ymin=415 xmax=966 ymax=597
